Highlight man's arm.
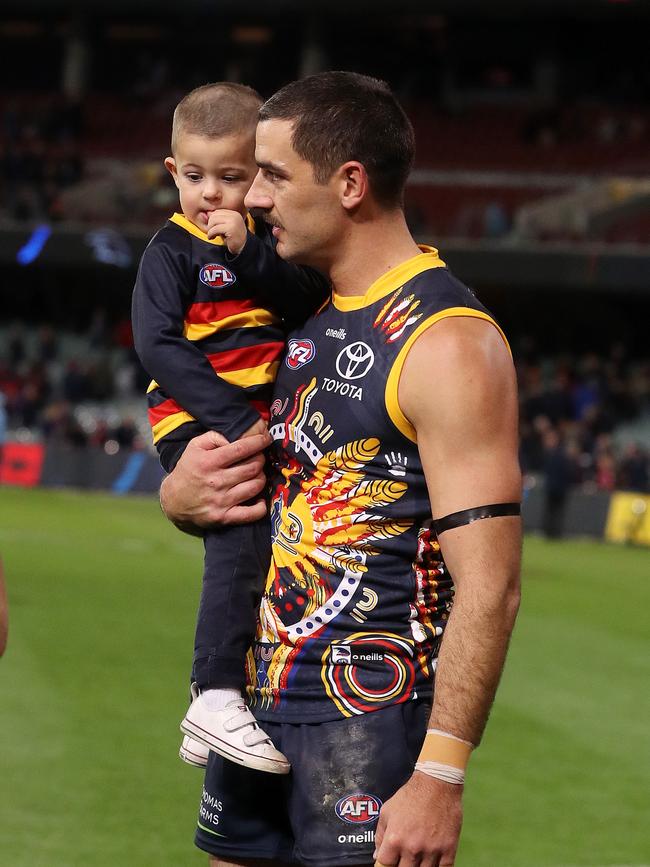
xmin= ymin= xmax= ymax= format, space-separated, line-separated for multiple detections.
xmin=0 ymin=558 xmax=8 ymax=657
xmin=159 ymin=428 xmax=272 ymax=530
xmin=374 ymin=316 xmax=521 ymax=867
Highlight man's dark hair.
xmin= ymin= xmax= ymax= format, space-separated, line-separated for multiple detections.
xmin=259 ymin=71 xmax=415 ymax=209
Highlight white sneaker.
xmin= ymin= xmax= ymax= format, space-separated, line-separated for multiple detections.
xmin=179 ymin=735 xmax=210 ymax=768
xmin=180 ymin=690 xmax=290 ymax=775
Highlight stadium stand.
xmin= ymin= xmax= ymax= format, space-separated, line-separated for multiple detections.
xmin=1 ymin=318 xmax=647 ymax=497
xmin=0 ymin=4 xmax=648 ymax=537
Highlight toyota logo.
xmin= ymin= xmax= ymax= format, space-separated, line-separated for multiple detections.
xmin=335 ymin=342 xmax=375 ymax=380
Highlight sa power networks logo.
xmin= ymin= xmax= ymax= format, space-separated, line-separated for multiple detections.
xmin=200 ymin=264 xmax=236 ymax=288
xmin=335 ymin=342 xmax=375 ymax=381
xmin=335 ymin=793 xmax=382 ymax=825
xmin=286 ymin=338 xmax=316 ymax=369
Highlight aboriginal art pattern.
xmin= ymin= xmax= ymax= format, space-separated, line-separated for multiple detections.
xmin=373 ymin=287 xmax=423 ymax=343
xmin=249 ymin=377 xmax=449 ymax=719
xmin=247 ymin=248 xmax=503 ymax=722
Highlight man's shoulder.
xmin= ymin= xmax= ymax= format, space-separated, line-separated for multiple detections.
xmin=407 ymin=263 xmax=489 ymax=318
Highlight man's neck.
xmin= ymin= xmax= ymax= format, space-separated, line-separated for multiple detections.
xmin=329 ymin=210 xmax=423 ymax=298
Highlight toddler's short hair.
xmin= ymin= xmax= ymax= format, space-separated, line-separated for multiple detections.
xmin=171 ymin=82 xmax=262 ymax=153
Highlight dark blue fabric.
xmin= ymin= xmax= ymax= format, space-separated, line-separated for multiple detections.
xmin=193 ymin=518 xmax=271 ymax=690
xmin=194 ymin=699 xmax=430 ymax=866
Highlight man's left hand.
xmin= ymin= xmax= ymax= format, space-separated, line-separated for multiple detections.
xmin=373 ymin=773 xmax=463 ymax=867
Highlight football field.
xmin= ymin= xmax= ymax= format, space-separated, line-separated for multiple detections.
xmin=0 ymin=487 xmax=648 ymax=867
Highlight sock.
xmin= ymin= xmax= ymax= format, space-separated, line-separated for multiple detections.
xmin=200 ymin=687 xmax=243 ymax=711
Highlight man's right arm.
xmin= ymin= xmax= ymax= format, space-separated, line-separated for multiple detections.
xmin=159 ymin=428 xmax=272 ymax=531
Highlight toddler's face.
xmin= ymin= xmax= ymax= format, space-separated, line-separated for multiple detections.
xmin=165 ymin=131 xmax=257 ymax=230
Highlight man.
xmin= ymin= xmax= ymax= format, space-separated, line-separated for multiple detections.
xmin=162 ymin=71 xmax=521 ymax=867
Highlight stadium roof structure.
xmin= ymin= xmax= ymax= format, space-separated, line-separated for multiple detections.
xmin=4 ymin=0 xmax=650 ymax=14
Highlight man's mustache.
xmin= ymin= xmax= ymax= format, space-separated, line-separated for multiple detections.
xmin=249 ymin=207 xmax=272 ymax=221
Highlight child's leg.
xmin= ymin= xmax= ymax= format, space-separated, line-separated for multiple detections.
xmin=193 ymin=517 xmax=270 ymax=692
xmin=181 ymin=517 xmax=289 ymax=774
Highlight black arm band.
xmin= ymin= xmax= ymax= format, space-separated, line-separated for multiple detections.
xmin=433 ymin=502 xmax=521 ymax=535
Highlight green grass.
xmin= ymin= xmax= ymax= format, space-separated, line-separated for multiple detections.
xmin=0 ymin=487 xmax=648 ymax=866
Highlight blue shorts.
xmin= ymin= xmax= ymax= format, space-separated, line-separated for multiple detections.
xmin=194 ymin=700 xmax=430 ymax=866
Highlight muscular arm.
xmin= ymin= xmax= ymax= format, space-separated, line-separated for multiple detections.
xmin=374 ymin=317 xmax=521 ymax=867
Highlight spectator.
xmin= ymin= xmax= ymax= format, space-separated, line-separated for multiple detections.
xmin=62 ymin=361 xmax=90 ymax=403
xmin=617 ymin=442 xmax=649 ymax=492
xmin=541 ymin=429 xmax=575 ymax=539
xmin=595 ymin=450 xmax=617 ymax=492
xmin=0 ymin=392 xmax=7 ymax=479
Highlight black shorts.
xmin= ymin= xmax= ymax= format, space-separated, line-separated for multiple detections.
xmin=194 ymin=700 xmax=430 ymax=866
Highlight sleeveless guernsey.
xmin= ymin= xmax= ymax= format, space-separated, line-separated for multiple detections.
xmin=246 ymin=248 xmax=508 ymax=723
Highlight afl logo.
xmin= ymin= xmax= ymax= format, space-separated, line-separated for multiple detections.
xmin=336 ymin=342 xmax=375 ymax=380
xmin=286 ymin=338 xmax=316 ymax=369
xmin=335 ymin=793 xmax=382 ymax=824
xmin=200 ymin=264 xmax=236 ymax=288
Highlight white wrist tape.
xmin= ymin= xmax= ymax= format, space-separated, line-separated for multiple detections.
xmin=415 ymin=760 xmax=465 ymax=785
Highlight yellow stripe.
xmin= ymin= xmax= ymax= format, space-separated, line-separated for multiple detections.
xmin=146 ymin=380 xmax=158 ymax=394
xmin=150 ymin=362 xmax=278 ymax=443
xmin=385 ymin=308 xmax=511 ymax=443
xmin=169 ymin=211 xmax=255 ymax=243
xmin=183 ymin=309 xmax=278 ymax=341
xmin=217 ymin=360 xmax=279 ymax=388
xmin=152 ymin=410 xmax=195 ymax=444
xmin=170 ymin=213 xmax=224 ymax=245
xmin=332 ymin=246 xmax=445 ymax=312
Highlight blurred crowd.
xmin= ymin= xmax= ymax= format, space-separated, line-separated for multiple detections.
xmin=0 ymin=313 xmax=149 ymax=453
xmin=1 ymin=321 xmax=649 ymax=501
xmin=517 ymin=340 xmax=650 ymax=498
xmin=3 ymin=87 xmax=650 ymax=239
xmin=0 ymin=96 xmax=85 ymax=222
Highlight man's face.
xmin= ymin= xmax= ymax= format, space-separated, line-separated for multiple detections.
xmin=244 ymin=119 xmax=343 ymax=267
xmin=165 ymin=131 xmax=257 ymax=230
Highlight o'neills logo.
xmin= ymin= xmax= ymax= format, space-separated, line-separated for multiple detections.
xmin=335 ymin=793 xmax=382 ymax=824
xmin=200 ymin=264 xmax=236 ymax=288
xmin=326 ymin=327 xmax=347 ymax=340
xmin=331 ymin=644 xmax=385 ymax=665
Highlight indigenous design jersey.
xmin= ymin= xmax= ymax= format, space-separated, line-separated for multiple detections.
xmin=137 ymin=213 xmax=285 ymax=445
xmin=246 ymin=247 xmax=509 ymax=723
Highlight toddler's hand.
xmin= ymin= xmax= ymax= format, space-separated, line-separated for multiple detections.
xmin=206 ymin=210 xmax=248 ymax=255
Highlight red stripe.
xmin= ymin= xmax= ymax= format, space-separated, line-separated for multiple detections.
xmin=185 ymin=298 xmax=261 ymax=325
xmin=148 ymin=397 xmax=185 ymax=427
xmin=206 ymin=341 xmax=285 ymax=373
